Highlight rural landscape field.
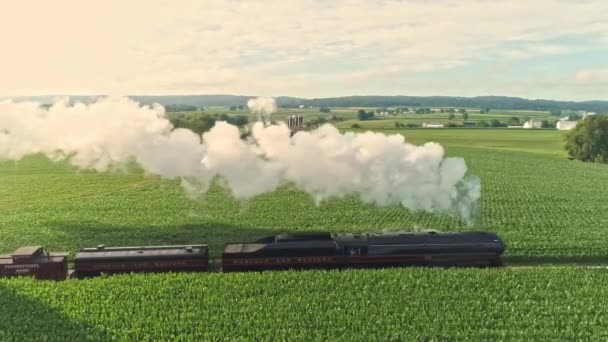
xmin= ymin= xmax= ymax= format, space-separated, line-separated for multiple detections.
xmin=3 ymin=1 xmax=608 ymax=341
xmin=2 ymin=104 xmax=608 ymax=340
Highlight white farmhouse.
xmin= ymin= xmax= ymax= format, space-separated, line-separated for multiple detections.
xmin=556 ymin=120 xmax=577 ymax=130
xmin=523 ymin=120 xmax=542 ymax=129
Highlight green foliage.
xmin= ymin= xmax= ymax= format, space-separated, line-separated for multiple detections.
xmin=541 ymin=120 xmax=555 ymax=129
xmin=565 ymin=115 xmax=608 ymax=163
xmin=319 ymin=107 xmax=331 ymax=113
xmin=448 ymin=113 xmax=455 ymax=120
xmin=2 ymin=269 xmax=608 ymax=340
xmin=479 ymin=106 xmax=491 ymax=114
xmin=357 ymin=109 xmax=374 ymax=121
xmin=168 ymin=112 xmax=248 ymax=135
xmin=508 ymin=116 xmax=521 ymax=125
xmin=164 ymin=104 xmax=197 ymax=112
xmin=3 ymin=129 xmax=608 ymax=339
xmin=490 ymin=119 xmax=503 ymax=127
xmin=462 ymin=111 xmax=469 ymax=120
xmin=415 ymin=108 xmax=432 ymax=114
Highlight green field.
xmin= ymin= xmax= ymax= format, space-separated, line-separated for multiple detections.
xmin=3 ymin=268 xmax=608 ymax=341
xmin=178 ymin=106 xmax=556 ymax=130
xmin=2 ymin=126 xmax=608 ymax=340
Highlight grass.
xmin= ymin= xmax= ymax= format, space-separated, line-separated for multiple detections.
xmin=2 ymin=268 xmax=608 ymax=341
xmin=2 ymin=124 xmax=608 ymax=340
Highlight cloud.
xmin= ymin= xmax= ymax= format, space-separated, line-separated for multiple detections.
xmin=0 ymin=0 xmax=607 ymax=98
xmin=575 ymin=69 xmax=608 ymax=84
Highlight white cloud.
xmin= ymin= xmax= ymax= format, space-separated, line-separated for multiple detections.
xmin=575 ymin=69 xmax=608 ymax=84
xmin=0 ymin=0 xmax=607 ymax=98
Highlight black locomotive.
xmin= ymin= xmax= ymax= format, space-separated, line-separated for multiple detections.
xmin=222 ymin=231 xmax=504 ymax=271
xmin=0 ymin=230 xmax=505 ymax=280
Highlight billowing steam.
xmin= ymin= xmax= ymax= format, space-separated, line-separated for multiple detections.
xmin=0 ymin=96 xmax=480 ymax=223
xmin=247 ymin=97 xmax=276 ymax=124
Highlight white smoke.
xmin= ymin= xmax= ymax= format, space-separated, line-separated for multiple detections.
xmin=0 ymin=96 xmax=481 ymax=223
xmin=247 ymin=96 xmax=276 ymax=124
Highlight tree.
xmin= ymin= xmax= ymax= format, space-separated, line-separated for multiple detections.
xmin=479 ymin=106 xmax=491 ymax=114
xmin=319 ymin=107 xmax=331 ymax=113
xmin=490 ymin=119 xmax=502 ymax=127
xmin=565 ymin=115 xmax=608 ymax=163
xmin=415 ymin=108 xmax=431 ymax=114
xmin=448 ymin=113 xmax=455 ymax=120
xmin=477 ymin=120 xmax=489 ymax=127
xmin=357 ymin=109 xmax=369 ymax=121
xmin=462 ymin=111 xmax=469 ymax=121
xmin=508 ymin=117 xmax=520 ymax=126
xmin=458 ymin=108 xmax=466 ymax=114
xmin=541 ymin=120 xmax=555 ymax=128
xmin=229 ymin=105 xmax=237 ymax=111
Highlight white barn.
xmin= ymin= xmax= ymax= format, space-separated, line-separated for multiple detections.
xmin=523 ymin=120 xmax=542 ymax=129
xmin=557 ymin=120 xmax=577 ymax=130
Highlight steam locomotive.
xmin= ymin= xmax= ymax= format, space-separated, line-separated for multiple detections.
xmin=0 ymin=231 xmax=505 ymax=280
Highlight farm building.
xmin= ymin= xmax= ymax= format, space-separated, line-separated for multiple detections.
xmin=422 ymin=123 xmax=444 ymax=128
xmin=523 ymin=120 xmax=542 ymax=129
xmin=556 ymin=120 xmax=577 ymax=130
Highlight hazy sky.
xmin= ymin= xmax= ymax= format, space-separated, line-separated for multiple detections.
xmin=2 ymin=0 xmax=608 ymax=100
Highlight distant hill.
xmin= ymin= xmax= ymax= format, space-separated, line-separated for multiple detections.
xmin=281 ymin=96 xmax=608 ymax=113
xmin=2 ymin=94 xmax=607 ymax=112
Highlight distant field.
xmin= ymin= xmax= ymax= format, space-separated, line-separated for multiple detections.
xmin=2 ymin=128 xmax=607 ymax=260
xmin=3 ymin=268 xmax=608 ymax=340
xmin=176 ymin=106 xmax=555 ymax=129
xmin=3 ymin=123 xmax=608 ymax=340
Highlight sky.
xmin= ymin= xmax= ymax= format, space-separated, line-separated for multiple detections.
xmin=1 ymin=0 xmax=608 ymax=101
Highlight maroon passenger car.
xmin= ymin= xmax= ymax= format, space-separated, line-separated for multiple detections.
xmin=73 ymin=244 xmax=209 ymax=277
xmin=0 ymin=246 xmax=68 ymax=280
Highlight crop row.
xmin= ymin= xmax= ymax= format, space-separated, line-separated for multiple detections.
xmin=2 ymin=267 xmax=608 ymax=341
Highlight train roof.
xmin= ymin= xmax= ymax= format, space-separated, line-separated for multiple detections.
xmin=12 ymin=246 xmax=44 ymax=257
xmin=365 ymin=231 xmax=502 ymax=244
xmin=75 ymin=244 xmax=208 ymax=262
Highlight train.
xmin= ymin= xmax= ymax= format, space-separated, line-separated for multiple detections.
xmin=0 ymin=230 xmax=505 ymax=280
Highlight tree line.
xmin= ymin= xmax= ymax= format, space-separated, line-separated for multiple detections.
xmin=168 ymin=112 xmax=249 ymax=135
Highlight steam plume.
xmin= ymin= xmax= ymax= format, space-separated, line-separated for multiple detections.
xmin=247 ymin=97 xmax=276 ymax=124
xmin=0 ymin=96 xmax=480 ymax=223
